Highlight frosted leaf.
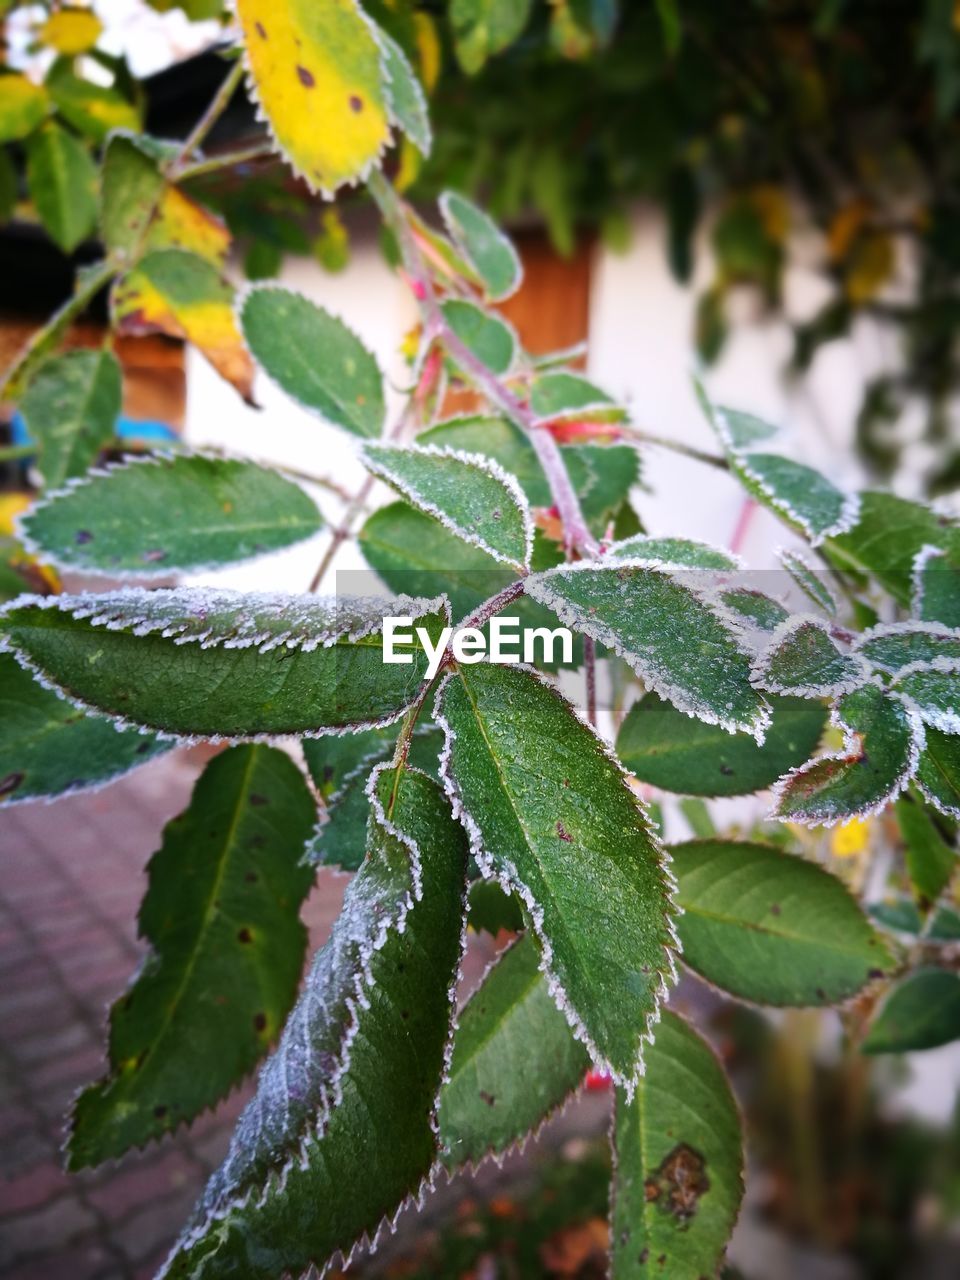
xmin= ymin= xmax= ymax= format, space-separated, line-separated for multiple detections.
xmin=772 ymin=682 xmax=924 ymax=826
xmin=778 ymin=547 xmax=838 ymax=615
xmin=855 ymin=621 xmax=960 ymax=675
xmin=893 ymin=658 xmax=960 ymax=735
xmin=606 ymin=534 xmax=742 ymax=573
xmin=526 ymin=559 xmax=769 ymax=739
xmin=912 ymin=545 xmax=960 ymax=628
xmin=751 ymin=616 xmax=869 ymax=699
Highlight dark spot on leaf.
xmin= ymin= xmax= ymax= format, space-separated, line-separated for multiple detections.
xmin=815 ymin=987 xmax=826 ymax=1000
xmin=135 ymin=741 xmax=152 ymax=755
xmin=349 ymin=94 xmax=363 ymax=112
xmin=556 ymin=821 xmax=573 ymax=842
xmin=639 ymin=1248 xmax=649 ymax=1264
xmin=141 ymin=548 xmax=168 ymax=563
xmin=248 ymin=834 xmax=266 ymax=848
xmin=297 ymin=65 xmax=315 ymax=88
xmin=0 ymin=772 xmax=24 ymax=797
xmin=770 ymin=903 xmax=781 ymax=916
xmin=245 ymin=871 xmax=258 ymax=883
xmin=250 ymin=794 xmax=268 ymax=806
xmin=720 ymin=764 xmax=734 ymax=776
xmin=401 ymin=1009 xmax=410 ymax=1020
xmin=479 ymin=1090 xmax=496 ymax=1107
xmin=868 ymin=968 xmax=885 ymax=980
xmin=75 ymin=529 xmax=93 ymax=544
xmin=643 ymin=1143 xmax=709 ymax=1222
xmin=237 ymin=927 xmax=253 ymax=944
xmin=255 ymin=20 xmax=267 ymax=37
xmin=153 ymin=1104 xmax=167 ymax=1119
xmin=253 ymin=1012 xmax=267 ymax=1032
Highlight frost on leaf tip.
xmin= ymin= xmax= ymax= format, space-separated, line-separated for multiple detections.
xmin=751 ymin=615 xmax=868 ymax=699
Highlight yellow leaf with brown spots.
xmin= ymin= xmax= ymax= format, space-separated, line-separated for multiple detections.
xmin=148 ymin=186 xmax=231 ymax=264
xmin=237 ymin=0 xmax=391 ymax=195
xmin=112 ymin=248 xmax=254 ymax=402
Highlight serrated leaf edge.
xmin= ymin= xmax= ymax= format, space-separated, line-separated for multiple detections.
xmin=438 ymin=190 xmax=523 ymax=303
xmin=892 ymin=656 xmax=960 ymax=734
xmin=750 ymin=613 xmax=870 ymax=699
xmin=777 ymin=545 xmax=838 ymax=615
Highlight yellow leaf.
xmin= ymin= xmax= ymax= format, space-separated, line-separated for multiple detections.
xmin=828 ymin=200 xmax=868 ymax=262
xmin=394 ymin=135 xmax=422 ymax=192
xmin=237 ymin=0 xmax=390 ymax=195
xmin=831 ymin=817 xmax=871 ymax=859
xmin=148 ymin=186 xmax=231 ymax=264
xmin=40 ymin=8 xmax=103 ymax=55
xmin=112 ymin=248 xmax=255 ymax=403
xmin=844 ymin=231 xmax=894 ymax=304
xmin=0 ymin=75 xmax=49 ymax=143
xmin=748 ymin=184 xmax=790 ymax=243
xmin=413 ymin=12 xmax=441 ymax=92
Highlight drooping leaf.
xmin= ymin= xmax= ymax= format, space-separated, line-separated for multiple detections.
xmin=894 ymin=660 xmax=960 ymax=735
xmin=610 ymin=1011 xmax=743 ymax=1280
xmin=235 ymin=0 xmax=390 ymax=195
xmin=608 ymin=535 xmax=740 ymax=572
xmin=438 ymin=933 xmax=589 ymax=1168
xmin=240 ymin=285 xmax=385 ymax=436
xmin=362 ymin=441 xmax=532 ymax=568
xmin=19 ymin=349 xmax=121 ymax=489
xmin=20 ymin=453 xmax=323 ymax=575
xmin=855 ymin=622 xmax=960 ymax=674
xmin=917 ymin=726 xmax=960 ymax=819
xmin=164 ymin=765 xmax=467 ymax=1280
xmin=442 ymin=298 xmax=516 ymax=374
xmin=437 ymin=660 xmax=677 ymax=1087
xmin=449 ymin=0 xmax=533 ymax=73
xmin=418 ymin=415 xmax=640 ymax=537
xmin=0 ymin=74 xmax=49 ymax=142
xmin=827 ymin=492 xmax=960 ymax=603
xmin=896 ymin=796 xmax=956 ymax=909
xmin=439 ymin=190 xmax=521 ymax=301
xmin=26 ymin=122 xmax=97 ymax=253
xmin=751 ymin=616 xmax=867 ymax=698
xmin=773 ymin=683 xmax=923 ymax=825
xmin=112 ymin=248 xmax=254 ymax=401
xmin=68 ymin=745 xmax=315 ymax=1168
xmin=779 ymin=548 xmax=838 ymax=615
xmin=913 ymin=546 xmax=960 ymax=627
xmin=671 ymin=839 xmax=894 ymax=1005
xmin=617 ymin=691 xmax=826 ymax=798
xmin=526 ymin=561 xmax=768 ymax=738
xmin=862 ymin=969 xmax=960 ymax=1054
xmin=0 ymin=589 xmax=449 ymax=739
xmin=0 ymin=651 xmax=169 ymax=806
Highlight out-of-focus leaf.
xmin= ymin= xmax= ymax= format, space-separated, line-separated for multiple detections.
xmin=19 ymin=349 xmax=121 ymax=489
xmin=40 ymin=9 xmax=103 ymax=54
xmin=450 ymin=0 xmax=533 ymax=73
xmin=26 ymin=123 xmax=97 ymax=253
xmin=0 ymin=74 xmax=49 ymax=142
xmin=863 ymin=969 xmax=960 ymax=1054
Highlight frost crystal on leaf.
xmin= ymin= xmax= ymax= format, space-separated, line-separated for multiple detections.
xmin=751 ymin=615 xmax=869 ymax=699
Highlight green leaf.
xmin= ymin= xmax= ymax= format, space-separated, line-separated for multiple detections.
xmin=21 ymin=453 xmax=323 ymax=575
xmin=46 ymin=61 xmax=139 ymax=142
xmin=680 ymin=797 xmax=716 ymax=839
xmin=751 ymin=617 xmax=867 ymax=698
xmin=773 ymin=684 xmax=923 ymax=825
xmin=467 ymin=879 xmax=524 ymax=935
xmin=611 ymin=1011 xmax=743 ymax=1280
xmin=26 ymin=122 xmax=97 ymax=253
xmin=68 ymin=745 xmax=315 ymax=1168
xmin=240 ymin=285 xmax=385 ymax=437
xmin=437 ymin=661 xmax=677 ymax=1087
xmin=438 ymin=933 xmax=589 ymax=1168
xmin=917 ymin=726 xmax=960 ymax=819
xmin=779 ymin=548 xmax=837 ymax=615
xmin=617 ymin=691 xmax=826 ymax=798
xmin=362 ymin=441 xmax=532 ymax=569
xmin=0 ymin=651 xmax=169 ymax=806
xmin=19 ymin=350 xmax=121 ymax=489
xmin=826 ymin=492 xmax=960 ymax=603
xmin=418 ymin=415 xmax=640 ymax=537
xmin=529 ymin=369 xmax=623 ymax=422
xmin=164 ymin=765 xmax=468 ymax=1280
xmin=671 ymin=839 xmax=894 ymax=1005
xmin=896 ymin=796 xmax=956 ymax=908
xmin=100 ymin=130 xmax=171 ymax=257
xmin=442 ymin=298 xmax=517 ymax=374
xmin=608 ymin=535 xmax=740 ymax=571
xmin=855 ymin=622 xmax=960 ymax=674
xmin=439 ymin=190 xmax=521 ymax=301
xmin=303 ymin=721 xmax=398 ymax=798
xmin=0 ymin=589 xmax=449 ymax=739
xmin=526 ymin=562 xmax=768 ymax=737
xmin=450 ymin=0 xmax=533 ymax=73
xmin=913 ymin=546 xmax=960 ymax=627
xmin=718 ymin=586 xmax=790 ymax=633
xmin=731 ymin=452 xmax=857 ymax=546
xmin=894 ymin=660 xmax=960 ymax=735
xmin=862 ymin=969 xmax=960 ymax=1054
xmin=0 ymin=73 xmax=49 ymax=142
xmin=654 ymin=0 xmax=682 ymax=54
xmin=372 ymin=23 xmax=431 ymax=156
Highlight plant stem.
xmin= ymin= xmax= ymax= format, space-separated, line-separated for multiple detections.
xmin=621 ymin=426 xmax=729 ymax=471
xmin=0 ymin=443 xmax=35 ymax=463
xmin=367 ymin=170 xmax=598 ymax=558
xmin=308 ymin=474 xmax=376 ymax=593
xmin=172 ymin=59 xmax=246 ymax=172
xmin=0 ymin=259 xmax=117 ymax=402
xmin=174 ymin=139 xmax=275 ymax=182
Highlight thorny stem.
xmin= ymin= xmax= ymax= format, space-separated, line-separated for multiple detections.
xmin=368 ymin=170 xmax=599 ymax=559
